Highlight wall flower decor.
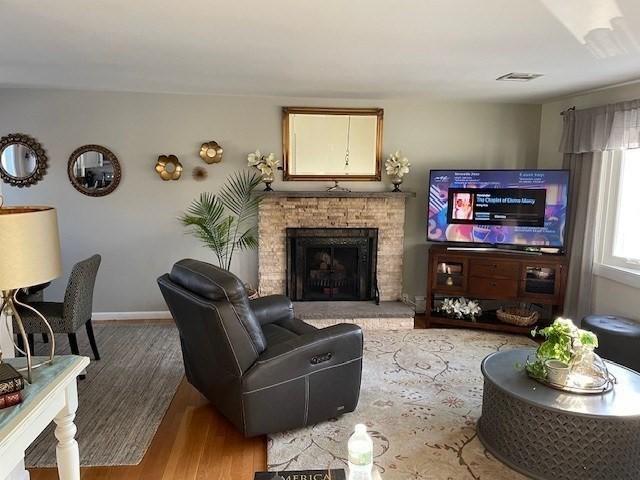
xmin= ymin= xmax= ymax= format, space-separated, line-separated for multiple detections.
xmin=385 ymin=151 xmax=411 ymax=192
xmin=155 ymin=155 xmax=183 ymax=181
xmin=200 ymin=141 xmax=223 ymax=164
xmin=247 ymin=150 xmax=279 ymax=191
xmin=192 ymin=166 xmax=208 ymax=181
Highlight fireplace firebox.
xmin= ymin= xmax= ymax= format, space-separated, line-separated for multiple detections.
xmin=286 ymin=228 xmax=378 ymax=302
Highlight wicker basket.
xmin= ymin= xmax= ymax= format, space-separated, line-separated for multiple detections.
xmin=496 ymin=307 xmax=539 ymax=327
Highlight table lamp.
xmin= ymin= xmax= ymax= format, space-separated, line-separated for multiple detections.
xmin=0 ymin=197 xmax=61 ymax=382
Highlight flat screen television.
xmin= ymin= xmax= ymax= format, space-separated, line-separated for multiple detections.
xmin=427 ymin=169 xmax=570 ymax=252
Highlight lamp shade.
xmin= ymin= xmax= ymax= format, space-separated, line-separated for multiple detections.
xmin=0 ymin=206 xmax=62 ymax=290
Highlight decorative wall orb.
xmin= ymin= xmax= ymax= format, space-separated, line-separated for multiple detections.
xmin=199 ymin=141 xmax=223 ymax=164
xmin=192 ymin=166 xmax=208 ymax=181
xmin=155 ymin=155 xmax=183 ymax=181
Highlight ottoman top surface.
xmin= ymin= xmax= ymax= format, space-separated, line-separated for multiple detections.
xmin=482 ymin=348 xmax=640 ymax=418
xmin=583 ymin=315 xmax=640 ymax=336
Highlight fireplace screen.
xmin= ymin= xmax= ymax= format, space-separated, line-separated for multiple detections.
xmin=287 ymin=228 xmax=378 ymax=302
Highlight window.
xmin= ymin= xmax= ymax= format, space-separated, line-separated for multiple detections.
xmin=611 ymin=150 xmax=640 ymax=264
xmin=596 ymin=149 xmax=640 ymax=286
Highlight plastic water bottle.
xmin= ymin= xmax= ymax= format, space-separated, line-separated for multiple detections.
xmin=348 ymin=424 xmax=373 ymax=480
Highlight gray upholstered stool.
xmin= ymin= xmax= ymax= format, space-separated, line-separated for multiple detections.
xmin=583 ymin=315 xmax=640 ymax=373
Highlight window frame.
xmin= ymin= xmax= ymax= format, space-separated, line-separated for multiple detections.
xmin=594 ymin=149 xmax=640 ymax=288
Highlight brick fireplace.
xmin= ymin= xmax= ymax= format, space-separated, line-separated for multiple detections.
xmin=257 ymin=191 xmax=413 ymax=302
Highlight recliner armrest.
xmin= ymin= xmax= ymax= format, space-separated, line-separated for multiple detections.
xmin=242 ymin=323 xmax=363 ymax=393
xmin=249 ymin=295 xmax=294 ymax=326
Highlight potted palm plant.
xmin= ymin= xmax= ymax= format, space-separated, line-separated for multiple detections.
xmin=180 ymin=170 xmax=262 ymax=294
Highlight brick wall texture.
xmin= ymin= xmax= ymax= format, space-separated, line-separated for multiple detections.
xmin=258 ymin=196 xmax=406 ymax=301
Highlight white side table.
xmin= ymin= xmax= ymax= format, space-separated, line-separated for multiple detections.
xmin=0 ymin=355 xmax=90 ymax=480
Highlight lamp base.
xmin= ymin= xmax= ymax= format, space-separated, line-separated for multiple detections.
xmin=1 ymin=290 xmax=55 ymax=383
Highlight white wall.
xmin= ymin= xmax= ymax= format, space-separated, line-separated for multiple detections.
xmin=1 ymin=88 xmax=541 ymax=314
xmin=538 ymin=81 xmax=640 ymax=320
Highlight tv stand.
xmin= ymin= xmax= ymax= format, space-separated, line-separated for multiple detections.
xmin=426 ymin=245 xmax=568 ymax=334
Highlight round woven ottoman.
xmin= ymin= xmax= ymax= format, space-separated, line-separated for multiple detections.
xmin=582 ymin=315 xmax=640 ymax=373
xmin=477 ymin=348 xmax=640 ymax=480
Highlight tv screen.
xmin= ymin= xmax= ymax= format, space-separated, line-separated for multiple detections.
xmin=427 ymin=169 xmax=570 ymax=250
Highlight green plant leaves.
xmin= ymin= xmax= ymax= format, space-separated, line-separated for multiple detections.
xmin=525 ymin=359 xmax=547 ymax=380
xmin=579 ymin=330 xmax=599 ymax=348
xmin=218 ymin=170 xmax=262 ymax=221
xmin=179 ymin=170 xmax=262 ymax=270
xmin=526 ymin=318 xmax=600 ymax=378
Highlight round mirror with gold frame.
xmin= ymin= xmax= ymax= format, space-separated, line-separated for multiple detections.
xmin=0 ymin=133 xmax=48 ymax=187
xmin=68 ymin=145 xmax=122 ymax=197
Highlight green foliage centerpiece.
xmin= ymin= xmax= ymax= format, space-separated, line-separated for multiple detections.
xmin=526 ymin=317 xmax=599 ymax=382
xmin=180 ymin=170 xmax=262 ymax=271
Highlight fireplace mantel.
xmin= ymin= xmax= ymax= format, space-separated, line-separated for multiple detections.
xmin=259 ymin=190 xmax=415 ymax=198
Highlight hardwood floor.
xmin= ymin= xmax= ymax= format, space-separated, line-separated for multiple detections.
xmin=29 ymin=378 xmax=266 ymax=480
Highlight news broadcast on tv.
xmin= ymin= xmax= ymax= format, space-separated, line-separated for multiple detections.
xmin=427 ymin=170 xmax=570 ymax=250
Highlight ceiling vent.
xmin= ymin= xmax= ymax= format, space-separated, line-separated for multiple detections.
xmin=496 ymin=72 xmax=544 ymax=82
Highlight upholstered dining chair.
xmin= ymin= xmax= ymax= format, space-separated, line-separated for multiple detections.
xmin=15 ymin=254 xmax=102 ymax=360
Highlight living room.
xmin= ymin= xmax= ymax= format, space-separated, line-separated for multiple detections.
xmin=1 ymin=1 xmax=639 ymax=479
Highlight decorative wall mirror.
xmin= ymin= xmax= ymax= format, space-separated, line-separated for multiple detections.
xmin=0 ymin=133 xmax=48 ymax=187
xmin=68 ymin=145 xmax=121 ymax=197
xmin=282 ymin=107 xmax=383 ymax=181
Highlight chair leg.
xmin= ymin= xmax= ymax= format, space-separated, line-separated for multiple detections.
xmin=42 ymin=333 xmax=49 ymax=344
xmin=27 ymin=334 xmax=35 ymax=354
xmin=68 ymin=333 xmax=80 ymax=355
xmin=85 ymin=319 xmax=100 ymax=361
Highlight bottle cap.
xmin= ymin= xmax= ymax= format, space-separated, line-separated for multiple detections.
xmin=354 ymin=424 xmax=367 ymax=434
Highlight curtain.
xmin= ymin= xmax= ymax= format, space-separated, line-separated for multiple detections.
xmin=560 ymin=99 xmax=640 ymax=153
xmin=562 ymin=153 xmax=600 ymax=323
xmin=559 ymin=98 xmax=639 ymax=323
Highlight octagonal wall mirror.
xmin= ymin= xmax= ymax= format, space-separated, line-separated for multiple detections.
xmin=0 ymin=133 xmax=48 ymax=187
xmin=282 ymin=107 xmax=383 ymax=181
xmin=68 ymin=145 xmax=121 ymax=197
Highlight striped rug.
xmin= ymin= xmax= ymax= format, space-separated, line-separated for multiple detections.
xmin=26 ymin=322 xmax=184 ymax=467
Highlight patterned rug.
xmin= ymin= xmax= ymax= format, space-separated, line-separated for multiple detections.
xmin=26 ymin=322 xmax=183 ymax=467
xmin=267 ymin=329 xmax=535 ymax=479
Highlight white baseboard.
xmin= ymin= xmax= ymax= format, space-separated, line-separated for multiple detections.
xmin=92 ymin=311 xmax=172 ymax=321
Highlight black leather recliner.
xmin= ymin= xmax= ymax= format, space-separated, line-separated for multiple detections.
xmin=157 ymin=259 xmax=363 ymax=437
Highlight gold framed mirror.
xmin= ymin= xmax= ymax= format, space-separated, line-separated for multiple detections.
xmin=282 ymin=107 xmax=383 ymax=181
xmin=68 ymin=144 xmax=122 ymax=197
xmin=0 ymin=133 xmax=48 ymax=187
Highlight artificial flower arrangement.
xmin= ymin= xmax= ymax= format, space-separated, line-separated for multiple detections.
xmin=247 ymin=150 xmax=279 ymax=191
xmin=438 ymin=297 xmax=482 ymax=321
xmin=384 ymin=151 xmax=411 ymax=191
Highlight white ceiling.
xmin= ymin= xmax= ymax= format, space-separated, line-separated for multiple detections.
xmin=2 ymin=0 xmax=640 ymax=102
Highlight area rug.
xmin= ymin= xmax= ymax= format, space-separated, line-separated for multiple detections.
xmin=26 ymin=322 xmax=183 ymax=467
xmin=267 ymin=329 xmax=536 ymax=479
